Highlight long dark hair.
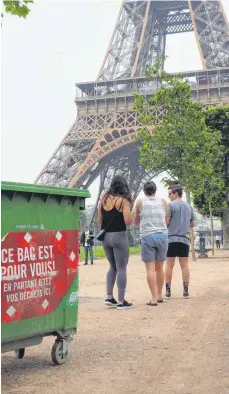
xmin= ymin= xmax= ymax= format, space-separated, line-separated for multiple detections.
xmin=103 ymin=175 xmax=132 ymax=204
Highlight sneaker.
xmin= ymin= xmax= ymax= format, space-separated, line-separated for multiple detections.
xmin=105 ymin=297 xmax=117 ymax=307
xmin=164 ymin=292 xmax=171 ymax=300
xmin=84 ymin=263 xmax=88 ymax=265
xmin=183 ymin=292 xmax=191 ymax=299
xmin=117 ymin=300 xmax=133 ymax=310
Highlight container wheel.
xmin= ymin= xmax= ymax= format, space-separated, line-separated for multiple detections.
xmin=51 ymin=340 xmax=68 ymax=365
xmin=15 ymin=348 xmax=25 ymax=359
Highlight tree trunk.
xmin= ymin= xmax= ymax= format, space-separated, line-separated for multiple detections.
xmin=186 ymin=190 xmax=196 ymax=261
xmin=209 ymin=201 xmax=214 ymax=256
xmin=222 ymin=207 xmax=229 ymax=249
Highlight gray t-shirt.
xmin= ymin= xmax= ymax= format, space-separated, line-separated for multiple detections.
xmin=167 ymin=200 xmax=195 ymax=245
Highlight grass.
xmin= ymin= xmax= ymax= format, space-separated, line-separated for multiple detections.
xmin=80 ymin=245 xmax=140 ymax=260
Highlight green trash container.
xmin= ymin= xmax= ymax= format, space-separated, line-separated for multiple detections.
xmin=1 ymin=181 xmax=90 ymax=365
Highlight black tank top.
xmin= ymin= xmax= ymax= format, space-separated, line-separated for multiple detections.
xmin=101 ymin=198 xmax=126 ymax=232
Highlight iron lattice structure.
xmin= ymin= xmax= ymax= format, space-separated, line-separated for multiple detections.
xmin=36 ymin=0 xmax=229 ymax=223
xmin=98 ymin=0 xmax=229 ymax=79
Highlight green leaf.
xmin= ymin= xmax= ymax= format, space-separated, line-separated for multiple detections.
xmin=3 ymin=1 xmax=33 ymax=18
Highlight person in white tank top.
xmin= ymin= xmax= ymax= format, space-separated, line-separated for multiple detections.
xmin=134 ymin=181 xmax=168 ymax=306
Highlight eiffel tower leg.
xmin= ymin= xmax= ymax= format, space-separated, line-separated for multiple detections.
xmin=189 ymin=0 xmax=229 ymax=68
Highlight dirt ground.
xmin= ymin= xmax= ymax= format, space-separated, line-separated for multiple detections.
xmin=2 ymin=250 xmax=229 ymax=394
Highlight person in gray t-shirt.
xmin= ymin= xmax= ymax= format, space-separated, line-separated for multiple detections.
xmin=165 ymin=185 xmax=195 ymax=299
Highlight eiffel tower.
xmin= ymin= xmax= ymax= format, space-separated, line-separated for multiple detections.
xmin=36 ymin=0 xmax=229 ymax=222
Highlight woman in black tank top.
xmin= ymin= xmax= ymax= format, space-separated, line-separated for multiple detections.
xmin=98 ymin=175 xmax=133 ymax=310
xmin=101 ymin=201 xmax=126 ymax=232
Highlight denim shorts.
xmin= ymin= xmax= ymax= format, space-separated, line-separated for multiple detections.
xmin=141 ymin=233 xmax=168 ymax=263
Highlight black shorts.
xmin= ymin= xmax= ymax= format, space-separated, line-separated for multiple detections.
xmin=167 ymin=242 xmax=190 ymax=258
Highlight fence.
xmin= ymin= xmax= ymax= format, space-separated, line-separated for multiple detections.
xmin=79 ymin=227 xmax=141 ymax=260
xmin=78 ymin=225 xmax=224 ymax=260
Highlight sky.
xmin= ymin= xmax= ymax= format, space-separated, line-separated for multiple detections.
xmin=2 ymin=0 xmax=229 ymax=205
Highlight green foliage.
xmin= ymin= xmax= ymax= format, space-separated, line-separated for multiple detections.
xmin=205 ymin=105 xmax=229 ymax=148
xmin=134 ymin=59 xmax=226 ymax=216
xmin=193 ymin=191 xmax=227 ymax=218
xmin=3 ymin=1 xmax=33 ymax=18
xmin=192 ymin=105 xmax=229 ymax=217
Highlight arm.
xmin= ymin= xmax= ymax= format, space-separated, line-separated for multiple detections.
xmin=80 ymin=232 xmax=84 ymax=245
xmin=122 ymin=199 xmax=132 ymax=226
xmin=166 ymin=202 xmax=172 ymax=226
xmin=133 ymin=200 xmax=141 ymax=226
xmin=166 ymin=217 xmax=171 ymax=225
xmin=89 ymin=230 xmax=94 ymax=239
xmin=97 ymin=200 xmax=103 ymax=229
xmin=190 ymin=206 xmax=196 ymax=228
xmin=162 ymin=199 xmax=168 ymax=221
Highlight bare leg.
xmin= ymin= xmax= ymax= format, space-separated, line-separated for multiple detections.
xmin=155 ymin=261 xmax=164 ymax=300
xmin=165 ymin=257 xmax=176 ymax=283
xmin=145 ymin=262 xmax=157 ymax=304
xmin=179 ymin=257 xmax=190 ymax=297
xmin=165 ymin=257 xmax=176 ymax=298
xmin=179 ymin=257 xmax=190 ymax=282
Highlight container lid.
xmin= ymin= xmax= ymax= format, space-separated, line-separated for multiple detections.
xmin=1 ymin=181 xmax=90 ymax=199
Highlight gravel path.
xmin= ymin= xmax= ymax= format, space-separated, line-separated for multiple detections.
xmin=2 ymin=251 xmax=229 ymax=394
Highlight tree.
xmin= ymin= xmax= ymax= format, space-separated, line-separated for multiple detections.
xmin=193 ymin=105 xmax=229 ymax=248
xmin=134 ymin=66 xmax=224 ymax=197
xmin=193 ymin=191 xmax=226 ymax=218
xmin=192 ymin=175 xmax=226 ymax=256
xmin=133 ymin=61 xmax=225 ymax=255
xmin=2 ymin=1 xmax=33 ymax=18
xmin=205 ymin=105 xmax=229 ymax=145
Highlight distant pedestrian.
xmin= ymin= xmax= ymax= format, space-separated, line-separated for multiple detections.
xmin=216 ymin=234 xmax=221 ymax=249
xmin=194 ymin=233 xmax=200 ymax=250
xmin=98 ymin=175 xmax=133 ymax=310
xmin=165 ymin=185 xmax=195 ymax=299
xmin=134 ymin=181 xmax=168 ymax=306
xmin=80 ymin=225 xmax=94 ymax=265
